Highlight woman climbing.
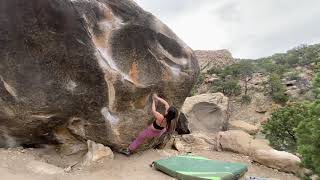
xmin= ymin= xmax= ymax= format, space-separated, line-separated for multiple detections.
xmin=121 ymin=94 xmax=178 ymax=156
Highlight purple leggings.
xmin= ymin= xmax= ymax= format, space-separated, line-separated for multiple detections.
xmin=129 ymin=124 xmax=166 ymax=151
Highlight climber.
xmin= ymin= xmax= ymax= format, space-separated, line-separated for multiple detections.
xmin=121 ymin=94 xmax=178 ymax=156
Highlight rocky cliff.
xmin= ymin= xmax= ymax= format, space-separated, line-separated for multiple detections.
xmin=195 ymin=49 xmax=235 ymax=73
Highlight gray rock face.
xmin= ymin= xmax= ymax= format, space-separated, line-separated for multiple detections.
xmin=181 ymin=93 xmax=229 ymax=133
xmin=0 ymin=0 xmax=199 ymax=151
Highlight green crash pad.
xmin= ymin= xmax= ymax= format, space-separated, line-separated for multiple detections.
xmin=153 ymin=155 xmax=248 ymax=180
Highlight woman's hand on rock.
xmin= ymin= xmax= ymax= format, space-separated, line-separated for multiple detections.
xmin=152 ymin=93 xmax=158 ymax=99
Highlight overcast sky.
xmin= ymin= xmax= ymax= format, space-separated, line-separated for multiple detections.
xmin=135 ymin=0 xmax=320 ymax=59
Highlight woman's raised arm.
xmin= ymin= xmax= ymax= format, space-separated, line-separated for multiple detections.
xmin=153 ymin=94 xmax=170 ymax=111
xmin=152 ymin=94 xmax=164 ymax=120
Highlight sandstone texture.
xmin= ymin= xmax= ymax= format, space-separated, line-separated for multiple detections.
xmin=0 ymin=0 xmax=199 ymax=151
xmin=181 ymin=93 xmax=229 ymax=133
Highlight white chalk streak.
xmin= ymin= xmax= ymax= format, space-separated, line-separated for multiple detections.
xmin=101 ymin=107 xmax=119 ymax=125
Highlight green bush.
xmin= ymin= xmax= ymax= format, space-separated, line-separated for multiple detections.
xmin=255 ymin=44 xmax=320 ymax=75
xmin=207 ymin=67 xmax=221 ymax=75
xmin=287 ymin=71 xmax=301 ymax=81
xmin=268 ymin=73 xmax=288 ymax=104
xmin=211 ymin=79 xmax=241 ymax=97
xmin=296 ymin=67 xmax=320 ymax=175
xmin=296 ymin=100 xmax=320 ymax=175
xmin=255 ymin=59 xmax=287 ymax=76
xmin=271 ymin=91 xmax=289 ymax=104
xmin=286 ymin=54 xmax=299 ymax=66
xmin=218 ymin=60 xmax=255 ymax=79
xmin=241 ymin=95 xmax=252 ymax=104
xmin=196 ymin=73 xmax=205 ymax=86
xmin=262 ymin=103 xmax=309 ymax=152
xmin=313 ymin=66 xmax=320 ymax=98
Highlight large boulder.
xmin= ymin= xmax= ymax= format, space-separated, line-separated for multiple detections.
xmin=217 ymin=130 xmax=301 ymax=173
xmin=0 ymin=0 xmax=199 ymax=151
xmin=217 ymin=130 xmax=271 ymax=155
xmin=253 ymin=149 xmax=301 ymax=174
xmin=181 ymin=93 xmax=229 ymax=133
xmin=228 ymin=120 xmax=260 ymax=135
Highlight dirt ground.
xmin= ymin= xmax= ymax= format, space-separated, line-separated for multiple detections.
xmin=0 ymin=146 xmax=298 ymax=180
